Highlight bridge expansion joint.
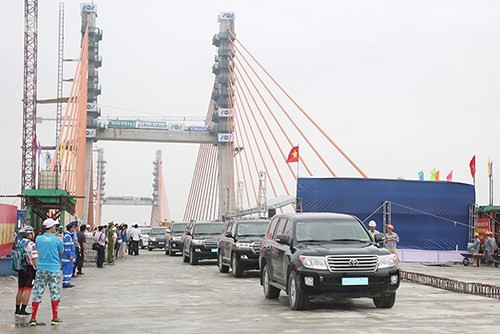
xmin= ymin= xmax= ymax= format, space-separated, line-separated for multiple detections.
xmin=401 ymin=270 xmax=500 ymax=300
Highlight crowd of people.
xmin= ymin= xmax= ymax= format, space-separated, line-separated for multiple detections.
xmin=12 ymin=218 xmax=143 ymax=326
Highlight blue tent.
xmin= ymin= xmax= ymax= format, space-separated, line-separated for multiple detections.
xmin=297 ymin=177 xmax=475 ymax=251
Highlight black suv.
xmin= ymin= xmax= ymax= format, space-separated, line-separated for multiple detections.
xmin=259 ymin=212 xmax=400 ymax=310
xmin=182 ymin=221 xmax=224 ymax=265
xmin=165 ymin=222 xmax=188 ymax=256
xmin=148 ymin=227 xmax=167 ymax=251
xmin=218 ymin=219 xmax=269 ymax=277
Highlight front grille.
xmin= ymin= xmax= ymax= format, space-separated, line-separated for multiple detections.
xmin=203 ymin=240 xmax=218 ymax=248
xmin=326 ymin=255 xmax=378 ymax=272
xmin=251 ymin=242 xmax=260 ymax=254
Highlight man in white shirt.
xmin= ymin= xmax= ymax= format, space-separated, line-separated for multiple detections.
xmin=368 ymin=220 xmax=380 ymax=240
xmin=129 ymin=224 xmax=142 ymax=256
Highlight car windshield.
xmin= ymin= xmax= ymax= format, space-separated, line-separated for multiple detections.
xmin=236 ymin=222 xmax=268 ymax=237
xmin=172 ymin=224 xmax=188 ymax=233
xmin=150 ymin=228 xmax=166 ymax=235
xmin=295 ymin=220 xmax=370 ymax=243
xmin=194 ymin=223 xmax=223 ymax=235
xmin=140 ymin=228 xmax=151 ymax=235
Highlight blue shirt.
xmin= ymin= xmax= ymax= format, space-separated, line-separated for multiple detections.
xmin=62 ymin=231 xmax=76 ymax=260
xmin=35 ymin=232 xmax=64 ymax=273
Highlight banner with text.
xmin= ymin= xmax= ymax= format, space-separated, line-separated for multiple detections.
xmin=0 ymin=204 xmax=17 ymax=257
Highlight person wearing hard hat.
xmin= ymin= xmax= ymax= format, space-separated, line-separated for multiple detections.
xmin=367 ymin=220 xmax=380 ymax=240
xmin=468 ymin=232 xmax=482 ymax=267
xmin=384 ymin=224 xmax=400 ymax=265
xmin=61 ymin=221 xmax=78 ymax=288
xmin=484 ymin=231 xmax=496 ymax=267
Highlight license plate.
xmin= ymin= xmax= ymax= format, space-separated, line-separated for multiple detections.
xmin=211 ymin=248 xmax=217 ymax=253
xmin=342 ymin=277 xmax=368 ymax=286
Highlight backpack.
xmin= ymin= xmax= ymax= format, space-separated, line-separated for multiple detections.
xmin=11 ymin=239 xmax=29 ymax=271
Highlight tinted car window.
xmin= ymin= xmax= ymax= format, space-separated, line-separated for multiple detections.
xmin=194 ymin=223 xmax=224 ymax=235
xmin=140 ymin=228 xmax=151 ymax=235
xmin=236 ymin=222 xmax=268 ymax=237
xmin=171 ymin=224 xmax=187 ymax=233
xmin=295 ymin=220 xmax=370 ymax=242
xmin=266 ymin=218 xmax=279 ymax=239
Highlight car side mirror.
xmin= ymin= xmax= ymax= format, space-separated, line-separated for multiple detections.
xmin=275 ymin=234 xmax=290 ymax=245
xmin=185 ymin=231 xmax=191 ymax=236
xmin=166 ymin=229 xmax=171 ymax=234
xmin=374 ymin=233 xmax=385 ymax=243
xmin=225 ymin=231 xmax=233 ymax=238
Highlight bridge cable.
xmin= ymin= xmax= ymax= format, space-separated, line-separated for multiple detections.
xmin=231 ymin=33 xmax=368 ymax=178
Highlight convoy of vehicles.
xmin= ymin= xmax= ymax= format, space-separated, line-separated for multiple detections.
xmin=161 ymin=212 xmax=399 ymax=311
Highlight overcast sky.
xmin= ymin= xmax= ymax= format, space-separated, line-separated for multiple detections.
xmin=2 ymin=1 xmax=499 ymax=224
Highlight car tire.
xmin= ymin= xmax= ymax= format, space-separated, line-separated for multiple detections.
xmin=232 ymin=253 xmax=244 ymax=278
xmin=373 ymin=292 xmax=396 ymax=309
xmin=218 ymin=251 xmax=229 ymax=273
xmin=288 ymin=272 xmax=310 ymax=310
xmin=189 ymin=247 xmax=198 ymax=265
xmin=183 ymin=246 xmax=189 ymax=263
xmin=262 ymin=264 xmax=280 ymax=299
xmin=169 ymin=244 xmax=175 ymax=257
xmin=148 ymin=247 xmax=153 ymax=251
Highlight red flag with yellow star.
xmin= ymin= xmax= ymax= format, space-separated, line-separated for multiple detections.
xmin=286 ymin=146 xmax=299 ymax=163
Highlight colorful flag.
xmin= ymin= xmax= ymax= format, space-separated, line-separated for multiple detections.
xmin=435 ymin=170 xmax=440 ymax=181
xmin=446 ymin=170 xmax=453 ymax=182
xmin=488 ymin=160 xmax=493 ymax=177
xmin=469 ymin=155 xmax=476 ymax=179
xmin=37 ymin=139 xmax=42 ymax=158
xmin=286 ymin=146 xmax=299 ymax=163
xmin=430 ymin=168 xmax=436 ymax=181
xmin=418 ymin=170 xmax=424 ymax=181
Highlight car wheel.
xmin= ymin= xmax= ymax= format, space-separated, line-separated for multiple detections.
xmin=169 ymin=244 xmax=175 ymax=257
xmin=148 ymin=247 xmax=153 ymax=251
xmin=262 ymin=264 xmax=280 ymax=299
xmin=462 ymin=257 xmax=469 ymax=266
xmin=232 ymin=253 xmax=244 ymax=278
xmin=288 ymin=272 xmax=310 ymax=310
xmin=189 ymin=247 xmax=198 ymax=265
xmin=373 ymin=292 xmax=396 ymax=309
xmin=218 ymin=251 xmax=229 ymax=273
xmin=182 ymin=246 xmax=189 ymax=263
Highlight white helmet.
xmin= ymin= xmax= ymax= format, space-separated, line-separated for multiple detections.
xmin=368 ymin=220 xmax=377 ymax=227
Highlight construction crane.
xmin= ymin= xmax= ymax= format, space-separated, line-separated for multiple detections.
xmin=21 ymin=0 xmax=39 ymax=207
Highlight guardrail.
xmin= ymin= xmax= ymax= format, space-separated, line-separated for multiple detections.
xmin=401 ymin=270 xmax=500 ymax=300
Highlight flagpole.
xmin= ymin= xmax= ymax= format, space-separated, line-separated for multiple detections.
xmin=296 ymin=144 xmax=300 ymax=181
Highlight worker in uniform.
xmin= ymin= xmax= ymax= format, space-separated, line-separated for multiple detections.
xmin=483 ymin=231 xmax=496 ymax=267
xmin=61 ymin=221 xmax=77 ymax=288
xmin=468 ymin=232 xmax=481 ymax=267
xmin=368 ymin=220 xmax=380 ymax=240
xmin=384 ymin=224 xmax=400 ymax=265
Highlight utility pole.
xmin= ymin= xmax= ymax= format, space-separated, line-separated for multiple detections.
xmin=21 ymin=0 xmax=39 ymax=207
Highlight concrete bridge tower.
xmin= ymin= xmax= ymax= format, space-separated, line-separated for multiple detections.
xmin=81 ymin=3 xmax=103 ymax=224
xmin=212 ymin=12 xmax=236 ymax=218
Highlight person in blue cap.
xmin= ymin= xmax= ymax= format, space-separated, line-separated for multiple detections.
xmin=61 ymin=221 xmax=77 ymax=288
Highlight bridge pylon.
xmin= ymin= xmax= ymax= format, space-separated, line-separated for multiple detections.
xmin=212 ymin=12 xmax=236 ymax=218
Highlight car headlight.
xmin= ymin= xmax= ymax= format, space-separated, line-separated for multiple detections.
xmin=192 ymin=240 xmax=203 ymax=246
xmin=299 ymin=255 xmax=328 ymax=270
xmin=150 ymin=237 xmax=157 ymax=242
xmin=378 ymin=254 xmax=397 ymax=269
xmin=236 ymin=242 xmax=251 ymax=250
